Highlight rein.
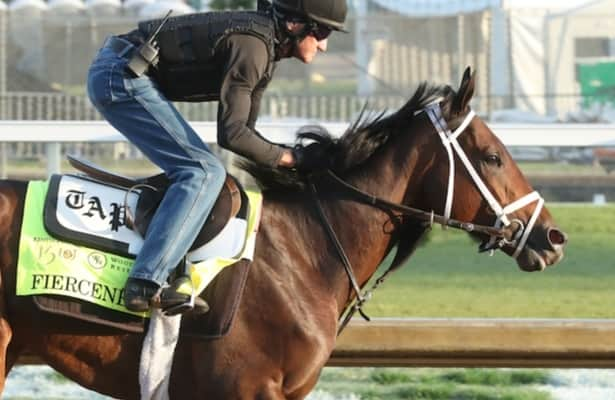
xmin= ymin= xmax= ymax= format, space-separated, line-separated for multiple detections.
xmin=309 ymin=103 xmax=545 ymax=336
xmin=325 ymin=171 xmax=506 ymax=237
xmin=309 ymin=171 xmax=508 ymax=336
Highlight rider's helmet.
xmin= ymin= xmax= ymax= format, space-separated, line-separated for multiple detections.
xmin=273 ymin=0 xmax=347 ymax=33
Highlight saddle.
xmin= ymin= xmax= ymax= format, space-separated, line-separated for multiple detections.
xmin=67 ymin=155 xmax=244 ymax=251
xmin=20 ymin=156 xmax=257 ymax=337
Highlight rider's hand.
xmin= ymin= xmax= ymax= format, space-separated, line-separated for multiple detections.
xmin=278 ymin=149 xmax=296 ymax=168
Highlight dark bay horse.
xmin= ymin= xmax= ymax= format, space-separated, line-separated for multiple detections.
xmin=0 ymin=68 xmax=566 ymax=398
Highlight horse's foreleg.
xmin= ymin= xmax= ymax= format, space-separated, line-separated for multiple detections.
xmin=0 ymin=317 xmax=13 ymax=393
xmin=0 ymin=281 xmax=15 ymax=392
xmin=6 ymin=341 xmax=24 ymax=373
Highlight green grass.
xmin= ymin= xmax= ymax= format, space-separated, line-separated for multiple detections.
xmin=314 ymin=368 xmax=551 ymax=400
xmin=517 ymin=161 xmax=607 ymax=175
xmin=363 ymin=204 xmax=615 ymax=318
xmin=319 ymin=204 xmax=610 ymax=399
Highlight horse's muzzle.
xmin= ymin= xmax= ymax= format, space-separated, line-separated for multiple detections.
xmin=515 ymin=224 xmax=567 ymax=271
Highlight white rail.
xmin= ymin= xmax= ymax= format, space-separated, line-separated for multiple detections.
xmin=1 ymin=120 xmax=614 ymax=146
xmin=0 ymin=121 xmax=614 ymax=177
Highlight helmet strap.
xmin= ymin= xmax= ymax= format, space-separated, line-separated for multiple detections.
xmin=273 ymin=11 xmax=313 ymax=57
xmin=257 ymin=0 xmax=272 ymax=12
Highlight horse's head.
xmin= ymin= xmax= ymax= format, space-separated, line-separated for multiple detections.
xmin=240 ymin=67 xmax=566 ymax=272
xmin=421 ymin=67 xmax=566 ymax=271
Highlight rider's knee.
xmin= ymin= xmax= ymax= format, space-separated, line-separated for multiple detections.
xmin=169 ymin=157 xmax=225 ymax=191
xmin=205 ymin=158 xmax=226 ymax=188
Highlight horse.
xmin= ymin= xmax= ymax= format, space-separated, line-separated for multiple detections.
xmin=0 ymin=67 xmax=566 ymax=399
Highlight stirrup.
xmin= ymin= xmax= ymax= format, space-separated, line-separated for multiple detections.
xmin=163 ymin=295 xmax=209 ymax=316
xmin=157 ymin=275 xmax=210 ymax=316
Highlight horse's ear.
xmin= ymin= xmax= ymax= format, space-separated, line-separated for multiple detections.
xmin=452 ymin=66 xmax=475 ymax=115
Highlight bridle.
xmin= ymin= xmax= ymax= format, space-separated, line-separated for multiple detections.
xmin=421 ymin=103 xmax=544 ymax=258
xmin=307 ymin=103 xmax=545 ymax=334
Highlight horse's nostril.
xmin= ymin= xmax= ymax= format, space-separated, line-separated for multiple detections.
xmin=547 ymin=227 xmax=567 ymax=247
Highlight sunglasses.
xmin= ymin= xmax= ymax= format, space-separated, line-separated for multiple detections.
xmin=309 ymin=24 xmax=332 ymax=41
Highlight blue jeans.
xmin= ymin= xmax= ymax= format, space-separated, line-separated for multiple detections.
xmin=86 ymin=37 xmax=227 ymax=287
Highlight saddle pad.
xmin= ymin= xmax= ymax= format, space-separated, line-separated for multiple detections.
xmin=33 ymin=259 xmax=251 ymax=339
xmin=17 ymin=180 xmax=262 ymax=319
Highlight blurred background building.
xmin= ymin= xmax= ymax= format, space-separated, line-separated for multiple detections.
xmin=2 ymin=0 xmax=615 ymax=121
xmin=0 ymin=0 xmax=614 ymax=199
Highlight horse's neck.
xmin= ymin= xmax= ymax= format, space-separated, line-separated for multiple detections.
xmin=347 ymin=128 xmax=429 ymax=206
xmin=320 ymin=135 xmax=426 ymax=306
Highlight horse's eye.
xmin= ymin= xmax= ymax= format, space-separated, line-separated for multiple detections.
xmin=484 ymin=154 xmax=502 ymax=167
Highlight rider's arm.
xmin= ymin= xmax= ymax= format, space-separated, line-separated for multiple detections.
xmin=217 ymin=34 xmax=291 ymax=168
xmin=247 ymin=82 xmax=265 ymax=130
xmin=247 ymin=78 xmax=296 ymax=168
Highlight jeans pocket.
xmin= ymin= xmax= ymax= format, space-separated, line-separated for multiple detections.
xmin=87 ymin=57 xmax=130 ymax=107
xmin=109 ymin=62 xmax=132 ymax=103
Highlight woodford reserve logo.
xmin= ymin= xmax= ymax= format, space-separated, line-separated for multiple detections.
xmin=87 ymin=252 xmax=107 ymax=270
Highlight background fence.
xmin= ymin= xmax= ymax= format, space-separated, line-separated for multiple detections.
xmin=1 ymin=1 xmax=615 ymax=201
xmin=2 ymin=2 xmax=615 ymax=123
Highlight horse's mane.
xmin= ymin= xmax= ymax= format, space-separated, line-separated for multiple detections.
xmin=239 ymin=82 xmax=456 ymax=191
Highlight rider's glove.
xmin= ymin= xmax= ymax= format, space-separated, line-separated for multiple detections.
xmin=292 ymin=142 xmax=331 ymax=175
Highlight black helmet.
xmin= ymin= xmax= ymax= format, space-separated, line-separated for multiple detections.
xmin=273 ymin=0 xmax=347 ymax=31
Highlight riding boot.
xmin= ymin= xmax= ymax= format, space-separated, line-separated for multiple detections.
xmin=124 ymin=278 xmax=161 ymax=312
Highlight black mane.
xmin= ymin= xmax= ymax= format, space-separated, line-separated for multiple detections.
xmin=240 ymin=83 xmax=456 ymax=191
